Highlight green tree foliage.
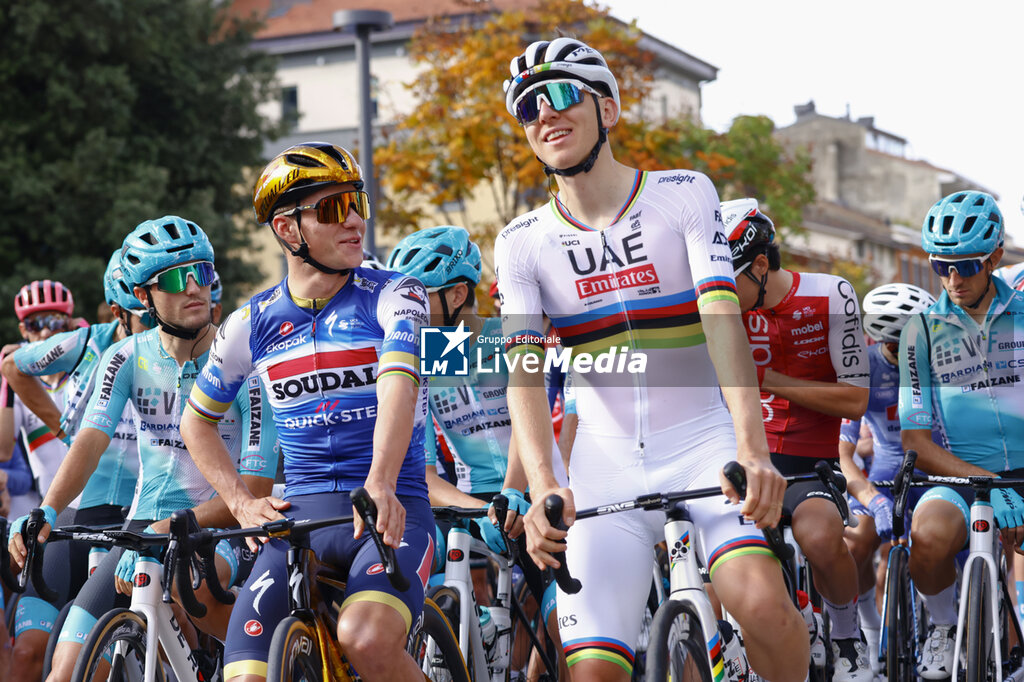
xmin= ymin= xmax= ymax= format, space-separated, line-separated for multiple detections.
xmin=0 ymin=0 xmax=284 ymax=338
xmin=376 ymin=0 xmax=815 ymax=261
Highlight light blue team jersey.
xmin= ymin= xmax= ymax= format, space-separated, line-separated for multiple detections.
xmin=898 ymin=276 xmax=1024 ymax=473
xmin=80 ymin=327 xmax=278 ymax=521
xmin=13 ymin=322 xmax=139 ymax=509
xmin=426 ymin=318 xmax=510 ymax=494
xmin=841 ymin=343 xmax=944 ymax=481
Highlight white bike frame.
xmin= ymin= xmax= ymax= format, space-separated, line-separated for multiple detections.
xmin=441 ymin=526 xmax=514 ymax=682
xmin=952 ymin=500 xmax=1005 ymax=679
xmin=121 ymin=556 xmax=204 ymax=682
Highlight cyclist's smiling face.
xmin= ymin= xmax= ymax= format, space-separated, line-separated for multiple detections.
xmin=287 ymin=183 xmax=366 ymax=272
xmin=523 ymin=93 xmax=614 ymax=170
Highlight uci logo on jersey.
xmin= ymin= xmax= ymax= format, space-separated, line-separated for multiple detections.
xmin=420 ymin=323 xmax=471 ymax=377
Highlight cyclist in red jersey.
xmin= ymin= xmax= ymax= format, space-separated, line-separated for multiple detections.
xmin=724 ymin=198 xmax=872 ymax=681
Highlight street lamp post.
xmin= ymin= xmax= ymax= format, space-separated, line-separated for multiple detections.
xmin=333 ymin=9 xmax=392 ymax=256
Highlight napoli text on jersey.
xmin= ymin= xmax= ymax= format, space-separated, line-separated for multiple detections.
xmin=743 ymin=271 xmax=870 ymax=458
xmin=187 ymin=268 xmax=429 ymax=499
xmin=899 ymin=276 xmax=1024 ymax=473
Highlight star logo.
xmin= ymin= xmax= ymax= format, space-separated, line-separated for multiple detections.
xmin=420 ymin=321 xmax=472 ymax=376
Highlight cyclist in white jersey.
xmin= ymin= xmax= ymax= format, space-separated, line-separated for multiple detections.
xmin=899 ymin=191 xmax=1024 ymax=678
xmin=9 ymin=217 xmax=278 ymax=682
xmin=496 ymin=38 xmax=807 ymax=681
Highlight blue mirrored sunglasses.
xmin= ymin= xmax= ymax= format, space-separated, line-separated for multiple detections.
xmin=929 ymin=254 xmax=991 ymax=278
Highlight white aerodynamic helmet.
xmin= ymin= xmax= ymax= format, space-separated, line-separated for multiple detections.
xmin=862 ymin=283 xmax=937 ymax=344
xmin=503 ymin=37 xmax=620 ymax=125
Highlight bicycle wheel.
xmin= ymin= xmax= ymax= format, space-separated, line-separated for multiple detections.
xmin=962 ymin=560 xmax=992 ymax=682
xmin=42 ymin=600 xmax=74 ymax=681
xmin=632 ymin=582 xmax=661 ymax=681
xmin=425 ymin=585 xmax=474 ymax=675
xmin=266 ymin=616 xmax=324 ymax=682
xmin=883 ymin=546 xmax=914 ymax=682
xmin=408 ymin=597 xmax=471 ymax=682
xmin=646 ymin=600 xmax=714 ymax=682
xmin=70 ymin=608 xmax=158 ymax=682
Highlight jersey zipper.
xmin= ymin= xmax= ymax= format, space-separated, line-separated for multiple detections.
xmin=599 ymin=230 xmax=646 ymax=456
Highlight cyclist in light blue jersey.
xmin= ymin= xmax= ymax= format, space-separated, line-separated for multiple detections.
xmin=9 ymin=216 xmax=279 ymax=682
xmin=899 ymin=191 xmax=1024 ymax=679
xmin=0 ymin=252 xmax=150 ymax=682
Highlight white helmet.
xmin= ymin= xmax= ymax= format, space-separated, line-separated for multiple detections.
xmin=361 ymin=249 xmax=386 ymax=271
xmin=503 ymin=38 xmax=620 ymax=125
xmin=862 ymin=283 xmax=937 ymax=343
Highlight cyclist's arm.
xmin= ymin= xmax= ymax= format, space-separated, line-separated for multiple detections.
xmin=0 ymin=382 xmax=15 ymax=462
xmin=147 ymin=474 xmax=275 ymax=533
xmin=761 ymin=373 xmax=869 ymax=419
xmin=3 ymin=332 xmax=86 ymax=436
xmin=502 ymin=429 xmax=530 ymax=493
xmin=40 ymin=427 xmax=109 ymax=513
xmin=838 ymin=437 xmax=880 ymax=506
xmin=425 ymin=464 xmax=486 ymax=508
xmin=902 ymin=428 xmax=991 ymax=477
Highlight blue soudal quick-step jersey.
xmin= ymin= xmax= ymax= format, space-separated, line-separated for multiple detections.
xmin=840 ymin=343 xmax=944 ymax=481
xmin=81 ymin=327 xmax=277 ymax=521
xmin=187 ymin=269 xmax=429 ymax=499
xmin=899 ymin=276 xmax=1024 ymax=473
xmin=13 ymin=321 xmax=139 ymax=508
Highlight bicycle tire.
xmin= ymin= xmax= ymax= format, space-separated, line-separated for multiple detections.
xmin=42 ymin=600 xmax=74 ymax=681
xmin=425 ymin=585 xmax=475 ymax=676
xmin=963 ymin=560 xmax=991 ymax=682
xmin=70 ymin=608 xmax=159 ymax=682
xmin=646 ymin=600 xmax=714 ymax=682
xmin=266 ymin=616 xmax=325 ymax=682
xmin=408 ymin=597 xmax=471 ymax=682
xmin=632 ymin=582 xmax=661 ymax=681
xmin=883 ymin=546 xmax=914 ymax=682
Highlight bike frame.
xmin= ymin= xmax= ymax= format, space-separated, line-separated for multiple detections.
xmin=127 ymin=557 xmax=204 ymax=682
xmin=952 ymin=499 xmax=1004 ymax=679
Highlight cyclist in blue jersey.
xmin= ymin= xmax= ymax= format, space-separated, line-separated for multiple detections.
xmin=838 ymin=282 xmax=938 ymax=674
xmin=182 ymin=142 xmax=434 ymax=682
xmin=899 ymin=191 xmax=1024 ymax=679
xmin=9 ymin=217 xmax=278 ymax=682
xmin=0 ymin=252 xmax=150 ymax=682
xmin=210 ymin=269 xmax=224 ymax=324
xmin=497 ymin=39 xmax=807 ymax=681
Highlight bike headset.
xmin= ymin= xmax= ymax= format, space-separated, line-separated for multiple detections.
xmin=922 ymin=191 xmax=1004 ymax=310
xmin=253 ymin=142 xmax=365 ymax=276
xmin=387 ymin=226 xmax=482 ymax=327
xmin=503 ymin=37 xmax=620 ymax=177
xmin=120 ymin=216 xmax=215 ymax=340
xmin=721 ymin=198 xmax=777 ymax=311
xmin=15 ymin=279 xmax=74 ymax=321
xmin=862 ymin=283 xmax=937 ymax=345
xmin=103 ymin=250 xmax=152 ymax=336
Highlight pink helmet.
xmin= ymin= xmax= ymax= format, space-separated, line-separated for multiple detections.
xmin=14 ymin=280 xmax=75 ymax=321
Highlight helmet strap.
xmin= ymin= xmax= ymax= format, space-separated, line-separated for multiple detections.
xmin=274 ymin=212 xmax=353 ymax=277
xmin=147 ymin=287 xmax=206 ymax=340
xmin=539 ymin=95 xmax=608 ymax=177
xmin=438 ymin=287 xmax=466 ymax=327
xmin=743 ymin=268 xmax=769 ymax=311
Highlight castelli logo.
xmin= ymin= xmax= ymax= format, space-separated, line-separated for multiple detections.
xmin=447 ymin=549 xmax=464 ymax=562
xmin=973 ymin=520 xmax=990 ymax=532
xmin=366 ymin=562 xmax=385 ymax=576
xmin=134 ymin=573 xmax=151 ymax=588
xmin=280 ymin=321 xmax=294 ymax=336
xmin=244 ymin=620 xmax=263 ymax=636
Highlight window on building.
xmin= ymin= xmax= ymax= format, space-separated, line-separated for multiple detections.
xmin=281 ymin=86 xmax=299 ymax=130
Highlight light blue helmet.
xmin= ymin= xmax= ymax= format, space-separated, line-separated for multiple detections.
xmin=922 ymin=191 xmax=1004 ymax=256
xmin=386 ymin=226 xmax=481 ymax=291
xmin=120 ymin=216 xmax=215 ymax=288
xmin=102 ymin=250 xmax=145 ymax=311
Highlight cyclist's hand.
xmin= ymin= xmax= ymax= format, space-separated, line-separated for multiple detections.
xmin=115 ymin=549 xmax=139 ymax=595
xmin=489 ymin=488 xmax=529 ymax=539
xmin=523 ymin=486 xmax=574 ymax=570
xmin=992 ymin=488 xmax=1024 ymax=553
xmin=234 ymin=496 xmax=291 ymax=552
xmin=7 ymin=506 xmax=56 ymax=573
xmin=724 ymin=458 xmax=785 ymax=530
xmin=355 ymin=479 xmax=406 ymax=549
xmin=475 ymin=518 xmax=507 ymax=554
xmin=867 ymin=493 xmax=894 ymax=542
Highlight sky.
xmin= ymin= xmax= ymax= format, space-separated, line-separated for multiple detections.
xmin=603 ymin=0 xmax=1024 ymax=242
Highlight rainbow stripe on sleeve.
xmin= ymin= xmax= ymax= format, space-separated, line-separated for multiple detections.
xmin=695 ymin=277 xmax=738 ymax=309
xmin=377 ymin=350 xmax=420 ymax=386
